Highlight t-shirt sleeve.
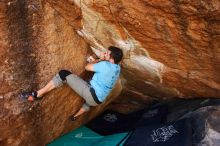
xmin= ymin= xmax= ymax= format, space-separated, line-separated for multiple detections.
xmin=93 ymin=61 xmax=106 ymax=73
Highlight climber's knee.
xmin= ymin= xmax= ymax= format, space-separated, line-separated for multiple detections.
xmin=59 ymin=70 xmax=72 ymax=81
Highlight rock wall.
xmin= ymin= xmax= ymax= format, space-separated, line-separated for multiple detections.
xmin=0 ymin=0 xmax=220 ymax=145
xmin=71 ymin=0 xmax=220 ymax=112
xmin=0 ymin=0 xmax=121 ymax=145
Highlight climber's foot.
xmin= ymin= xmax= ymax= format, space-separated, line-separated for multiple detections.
xmin=20 ymin=91 xmax=41 ymax=102
xmin=69 ymin=115 xmax=78 ymax=121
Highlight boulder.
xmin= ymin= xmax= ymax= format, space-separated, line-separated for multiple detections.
xmin=0 ymin=0 xmax=220 ymax=145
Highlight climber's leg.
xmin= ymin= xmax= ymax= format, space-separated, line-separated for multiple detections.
xmin=65 ymin=73 xmax=98 ymax=106
xmin=37 ymin=80 xmax=56 ymax=97
xmin=37 ymin=69 xmax=73 ymax=97
xmin=64 ymin=72 xmax=100 ymax=121
xmin=69 ymin=104 xmax=89 ymax=121
xmin=21 ymin=70 xmax=71 ymax=101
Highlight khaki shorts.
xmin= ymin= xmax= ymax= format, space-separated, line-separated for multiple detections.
xmin=52 ymin=73 xmax=98 ymax=111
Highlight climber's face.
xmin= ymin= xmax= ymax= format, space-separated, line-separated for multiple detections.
xmin=104 ymin=50 xmax=111 ymax=61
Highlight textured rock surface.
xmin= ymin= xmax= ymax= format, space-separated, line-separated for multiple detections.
xmin=72 ymin=0 xmax=220 ymax=107
xmin=165 ymin=99 xmax=220 ymax=146
xmin=0 ymin=0 xmax=121 ymax=145
xmin=0 ymin=0 xmax=220 ymax=146
xmin=186 ymin=106 xmax=220 ymax=146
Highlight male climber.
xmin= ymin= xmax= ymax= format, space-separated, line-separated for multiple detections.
xmin=21 ymin=46 xmax=123 ymax=121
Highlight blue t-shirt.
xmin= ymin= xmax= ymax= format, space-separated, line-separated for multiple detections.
xmin=89 ymin=61 xmax=120 ymax=102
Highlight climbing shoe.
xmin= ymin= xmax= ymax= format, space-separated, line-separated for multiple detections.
xmin=69 ymin=115 xmax=77 ymax=121
xmin=20 ymin=91 xmax=41 ymax=101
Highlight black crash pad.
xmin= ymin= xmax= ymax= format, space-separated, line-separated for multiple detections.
xmin=124 ymin=119 xmax=192 ymax=146
xmin=87 ymin=104 xmax=168 ymax=135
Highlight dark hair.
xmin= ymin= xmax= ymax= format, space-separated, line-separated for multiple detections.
xmin=108 ymin=46 xmax=123 ymax=64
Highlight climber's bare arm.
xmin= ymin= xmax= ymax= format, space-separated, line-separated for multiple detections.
xmin=85 ymin=62 xmax=94 ymax=71
xmin=85 ymin=59 xmax=101 ymax=71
